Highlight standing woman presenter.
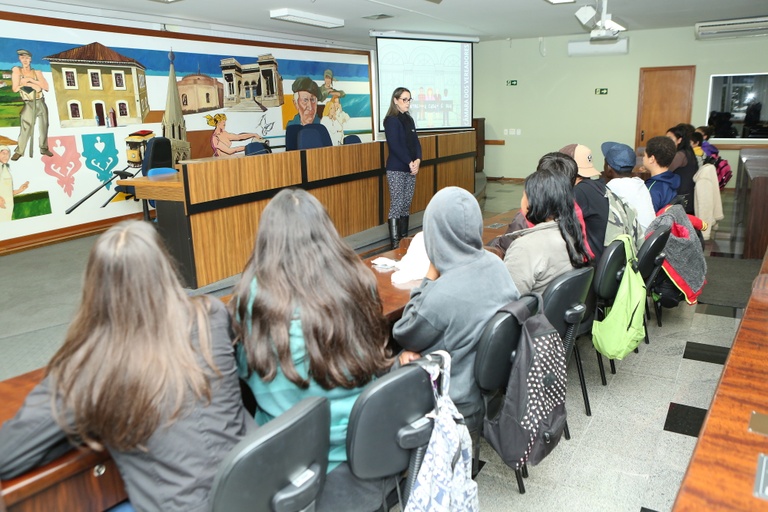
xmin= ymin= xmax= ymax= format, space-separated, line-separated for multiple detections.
xmin=384 ymin=87 xmax=421 ymax=248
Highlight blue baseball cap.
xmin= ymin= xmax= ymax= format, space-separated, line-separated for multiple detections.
xmin=601 ymin=141 xmax=636 ymax=173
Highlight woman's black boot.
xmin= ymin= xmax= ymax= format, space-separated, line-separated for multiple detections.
xmin=388 ymin=218 xmax=400 ymax=249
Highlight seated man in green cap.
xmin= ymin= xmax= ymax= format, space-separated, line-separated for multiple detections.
xmin=287 ymin=76 xmax=322 ymax=127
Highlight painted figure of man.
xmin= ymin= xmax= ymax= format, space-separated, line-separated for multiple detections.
xmin=318 ymin=69 xmax=346 ymax=102
xmin=287 ymin=77 xmax=321 ymax=127
xmin=0 ymin=145 xmax=30 ymax=222
xmin=11 ymin=49 xmax=52 ymax=160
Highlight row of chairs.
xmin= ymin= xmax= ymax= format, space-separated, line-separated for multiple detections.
xmin=209 ymin=229 xmax=674 ymax=507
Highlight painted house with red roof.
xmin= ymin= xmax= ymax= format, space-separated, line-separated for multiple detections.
xmin=44 ymin=42 xmax=149 ymax=128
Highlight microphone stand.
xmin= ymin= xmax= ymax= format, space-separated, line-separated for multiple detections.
xmin=64 ymin=165 xmax=134 ymax=214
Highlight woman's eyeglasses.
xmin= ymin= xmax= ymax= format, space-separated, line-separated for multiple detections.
xmin=399 ymin=97 xmax=412 ymax=103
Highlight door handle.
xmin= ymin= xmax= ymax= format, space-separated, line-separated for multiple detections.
xmin=641 ymin=130 xmax=645 ymax=142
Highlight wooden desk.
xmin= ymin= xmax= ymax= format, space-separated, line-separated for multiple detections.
xmin=674 ymin=248 xmax=768 ymax=510
xmin=0 ymin=370 xmax=128 ymax=512
xmin=118 ymin=132 xmax=477 ymax=289
xmin=733 ymin=149 xmax=768 ymax=259
xmin=0 ymin=209 xmax=515 ymax=511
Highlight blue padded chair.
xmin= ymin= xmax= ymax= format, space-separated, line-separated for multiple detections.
xmin=285 ymin=124 xmax=303 ymax=151
xmin=297 ymin=124 xmax=333 ymax=150
xmin=244 ymin=141 xmax=271 ymax=156
xmin=112 ymin=137 xmax=173 ymax=218
xmin=144 ymin=166 xmax=177 ymax=220
xmin=343 ymin=134 xmax=362 ymax=145
xmin=209 ymin=397 xmax=330 ymax=512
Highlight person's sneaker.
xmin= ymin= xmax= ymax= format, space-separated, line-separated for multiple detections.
xmin=11 ymin=152 xmax=21 ymax=161
xmin=41 ymin=149 xmax=53 ymax=157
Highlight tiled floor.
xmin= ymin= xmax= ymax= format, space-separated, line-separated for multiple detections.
xmin=0 ymin=180 xmax=744 ymax=512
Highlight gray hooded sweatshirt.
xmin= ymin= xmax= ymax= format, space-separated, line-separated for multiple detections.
xmin=392 ymin=187 xmax=520 ymax=415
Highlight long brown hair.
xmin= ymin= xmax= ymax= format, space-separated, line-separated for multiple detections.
xmin=47 ymin=220 xmax=216 ymax=452
xmin=232 ymin=188 xmax=391 ymax=390
xmin=385 ymin=87 xmax=411 ymax=119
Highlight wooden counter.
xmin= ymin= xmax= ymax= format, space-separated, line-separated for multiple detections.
xmin=118 ymin=132 xmax=477 ymax=289
xmin=0 ymin=370 xmax=128 ymax=512
xmin=674 ymin=245 xmax=768 ymax=510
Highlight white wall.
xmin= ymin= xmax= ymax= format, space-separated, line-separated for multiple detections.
xmin=474 ymin=27 xmax=768 ymax=180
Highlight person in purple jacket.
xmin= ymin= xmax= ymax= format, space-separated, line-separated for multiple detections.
xmin=383 ymin=87 xmax=422 ymax=249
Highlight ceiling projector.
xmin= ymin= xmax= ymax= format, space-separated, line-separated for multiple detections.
xmin=590 ymin=27 xmax=620 ymax=41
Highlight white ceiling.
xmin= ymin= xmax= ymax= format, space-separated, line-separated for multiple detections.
xmin=21 ymin=0 xmax=768 ymax=48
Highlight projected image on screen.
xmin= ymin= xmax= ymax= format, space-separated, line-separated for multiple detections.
xmin=376 ymin=38 xmax=473 ymax=132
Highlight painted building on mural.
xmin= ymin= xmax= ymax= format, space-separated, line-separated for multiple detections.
xmin=44 ymin=42 xmax=150 ymax=128
xmin=177 ymin=70 xmax=223 ymax=114
xmin=220 ymin=53 xmax=283 ymax=110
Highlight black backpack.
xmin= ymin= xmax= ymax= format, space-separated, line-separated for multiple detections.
xmin=483 ymin=293 xmax=568 ymax=470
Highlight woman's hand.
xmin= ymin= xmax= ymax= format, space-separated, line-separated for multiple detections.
xmin=409 ymin=159 xmax=421 ymax=175
xmin=399 ymin=350 xmax=422 ymax=366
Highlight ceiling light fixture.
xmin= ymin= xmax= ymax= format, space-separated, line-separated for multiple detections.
xmin=545 ymin=0 xmax=576 ymax=4
xmin=269 ymin=8 xmax=344 ymax=29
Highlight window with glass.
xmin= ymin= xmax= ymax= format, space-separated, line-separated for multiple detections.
xmin=707 ymin=73 xmax=768 ymax=138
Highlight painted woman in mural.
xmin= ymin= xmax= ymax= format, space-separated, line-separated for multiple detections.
xmin=205 ymin=113 xmax=265 ymax=156
xmin=0 ymin=145 xmax=30 ymax=222
xmin=11 ymin=49 xmax=52 ymax=160
xmin=320 ymin=97 xmax=349 ymax=146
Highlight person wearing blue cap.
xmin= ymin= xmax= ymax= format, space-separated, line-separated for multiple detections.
xmin=601 ymin=141 xmax=655 ymax=231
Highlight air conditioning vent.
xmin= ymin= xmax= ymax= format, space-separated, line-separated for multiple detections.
xmin=695 ymin=17 xmax=768 ymax=40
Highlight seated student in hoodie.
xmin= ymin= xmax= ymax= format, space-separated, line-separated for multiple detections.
xmin=643 ymin=136 xmax=681 ymax=212
xmin=503 ymin=157 xmax=592 ymax=295
xmin=393 ymin=187 xmax=520 ymax=418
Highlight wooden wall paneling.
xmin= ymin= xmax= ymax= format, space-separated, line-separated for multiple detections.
xmin=411 ymin=165 xmax=435 ymax=213
xmin=189 ymin=200 xmax=269 ymax=285
xmin=305 ymin=143 xmax=382 ymax=182
xmin=436 ymin=158 xmax=475 ymax=193
xmin=184 ymin=152 xmax=302 ymax=204
xmin=437 ymin=131 xmax=475 ymax=156
xmin=419 ymin=135 xmax=437 ymax=161
xmin=310 ymin=178 xmax=380 ymax=237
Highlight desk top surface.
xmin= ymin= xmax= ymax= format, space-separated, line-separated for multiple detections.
xmin=673 ymin=249 xmax=768 ymax=511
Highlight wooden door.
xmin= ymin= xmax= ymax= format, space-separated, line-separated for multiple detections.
xmin=635 ymin=66 xmax=695 ymax=149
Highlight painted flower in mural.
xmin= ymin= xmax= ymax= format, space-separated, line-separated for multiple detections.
xmin=82 ymin=133 xmax=120 ymax=189
xmin=43 ymin=136 xmax=82 ymax=197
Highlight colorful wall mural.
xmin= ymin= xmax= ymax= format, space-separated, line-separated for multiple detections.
xmin=0 ymin=13 xmax=372 ymax=243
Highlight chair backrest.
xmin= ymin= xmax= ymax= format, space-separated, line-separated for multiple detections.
xmin=593 ymin=239 xmax=627 ymax=301
xmin=343 ymin=134 xmax=362 ymax=145
xmin=474 ymin=295 xmax=537 ymax=396
xmin=297 ymin=124 xmax=333 ymax=150
xmin=209 ymin=397 xmax=330 ymax=512
xmin=244 ymin=141 xmax=271 ymax=156
xmin=542 ymin=266 xmax=594 ymax=360
xmin=346 ymin=364 xmax=434 ymax=481
xmin=285 ymin=124 xmax=303 ymax=151
xmin=636 ymin=225 xmax=671 ymax=284
xmin=141 ymin=137 xmax=173 ymax=176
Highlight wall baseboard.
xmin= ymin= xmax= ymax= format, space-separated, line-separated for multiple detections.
xmin=0 ymin=212 xmax=147 ymax=256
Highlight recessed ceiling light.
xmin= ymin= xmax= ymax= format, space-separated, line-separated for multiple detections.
xmin=545 ymin=0 xmax=576 ymax=4
xmin=270 ymin=8 xmax=344 ymax=29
